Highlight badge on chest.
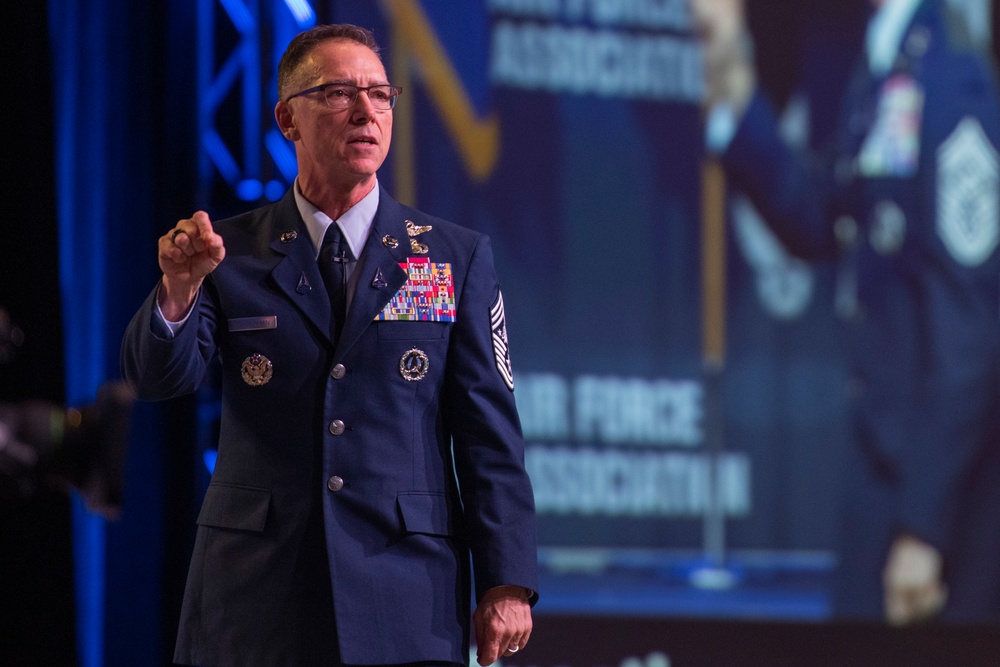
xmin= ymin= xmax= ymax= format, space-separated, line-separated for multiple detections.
xmin=374 ymin=258 xmax=457 ymax=322
xmin=857 ymin=75 xmax=924 ymax=178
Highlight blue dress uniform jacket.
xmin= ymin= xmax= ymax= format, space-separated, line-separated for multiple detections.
xmin=121 ymin=186 xmax=539 ymax=665
xmin=721 ymin=0 xmax=1000 ymax=619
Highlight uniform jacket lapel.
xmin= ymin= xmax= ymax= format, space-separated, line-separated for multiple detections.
xmin=265 ymin=191 xmax=334 ymax=344
xmin=335 ymin=187 xmax=411 ymax=358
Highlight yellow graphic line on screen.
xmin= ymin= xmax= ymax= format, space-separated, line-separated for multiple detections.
xmin=379 ymin=0 xmax=500 ymax=181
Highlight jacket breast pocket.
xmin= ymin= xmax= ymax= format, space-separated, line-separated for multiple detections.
xmin=397 ymin=492 xmax=456 ymax=537
xmin=197 ymin=482 xmax=271 ymax=532
xmin=377 ymin=321 xmax=449 ymax=341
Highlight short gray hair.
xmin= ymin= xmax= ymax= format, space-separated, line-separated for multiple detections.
xmin=277 ymin=24 xmax=381 ymax=99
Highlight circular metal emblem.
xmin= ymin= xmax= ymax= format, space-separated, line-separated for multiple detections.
xmin=241 ymin=353 xmax=273 ymax=386
xmin=399 ymin=348 xmax=429 ymax=382
xmin=280 ymin=230 xmax=298 ymax=243
xmin=382 ymin=234 xmax=399 ymax=249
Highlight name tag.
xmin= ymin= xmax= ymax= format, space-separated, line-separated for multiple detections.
xmin=228 ymin=315 xmax=277 ymax=332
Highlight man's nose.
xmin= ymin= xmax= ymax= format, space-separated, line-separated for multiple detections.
xmin=351 ymin=91 xmax=377 ymax=122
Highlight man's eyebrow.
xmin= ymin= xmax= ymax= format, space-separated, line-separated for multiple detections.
xmin=323 ymin=79 xmax=391 ymax=86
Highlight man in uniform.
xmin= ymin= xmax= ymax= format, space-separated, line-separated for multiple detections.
xmin=121 ymin=23 xmax=537 ymax=666
xmin=693 ymin=0 xmax=1000 ymax=624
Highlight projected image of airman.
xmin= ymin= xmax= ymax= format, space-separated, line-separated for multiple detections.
xmin=692 ymin=0 xmax=1000 ymax=625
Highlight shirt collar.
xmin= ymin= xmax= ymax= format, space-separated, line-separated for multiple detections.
xmin=866 ymin=0 xmax=924 ymax=76
xmin=294 ymin=179 xmax=380 ymax=259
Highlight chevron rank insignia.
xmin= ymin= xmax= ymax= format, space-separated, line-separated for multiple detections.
xmin=937 ymin=116 xmax=1000 ymax=266
xmin=374 ymin=258 xmax=456 ymax=322
xmin=490 ymin=289 xmax=514 ymax=391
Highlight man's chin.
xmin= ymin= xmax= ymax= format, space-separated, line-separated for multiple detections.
xmin=342 ymin=155 xmax=385 ymax=176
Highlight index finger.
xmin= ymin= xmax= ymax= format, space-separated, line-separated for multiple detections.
xmin=476 ymin=626 xmax=501 ymax=666
xmin=190 ymin=209 xmax=210 ymax=223
xmin=190 ymin=210 xmax=214 ymax=237
xmin=189 ymin=210 xmax=221 ymax=253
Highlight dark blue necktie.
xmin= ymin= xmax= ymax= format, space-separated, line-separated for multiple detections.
xmin=319 ymin=223 xmax=352 ymax=341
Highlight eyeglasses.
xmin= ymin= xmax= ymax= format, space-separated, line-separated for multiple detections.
xmin=284 ymin=83 xmax=402 ymax=110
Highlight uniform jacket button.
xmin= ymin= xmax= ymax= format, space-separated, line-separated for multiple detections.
xmin=834 ymin=216 xmax=858 ymax=248
xmin=331 ymin=363 xmax=346 ymax=379
xmin=327 ymin=476 xmax=344 ymax=492
xmin=329 ymin=419 xmax=346 ymax=435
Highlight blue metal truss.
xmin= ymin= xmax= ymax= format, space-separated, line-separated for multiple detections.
xmin=195 ymin=1 xmax=317 ymax=486
xmin=197 ymin=0 xmax=316 ymax=203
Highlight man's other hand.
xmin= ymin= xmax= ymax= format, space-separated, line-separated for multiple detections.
xmin=883 ymin=534 xmax=948 ymax=626
xmin=689 ymin=0 xmax=755 ymax=112
xmin=473 ymin=585 xmax=532 ymax=666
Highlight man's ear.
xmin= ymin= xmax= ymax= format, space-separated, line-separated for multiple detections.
xmin=275 ymin=101 xmax=299 ymax=141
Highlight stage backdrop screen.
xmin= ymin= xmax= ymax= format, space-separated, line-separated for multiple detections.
xmin=320 ymin=0 xmax=996 ymax=623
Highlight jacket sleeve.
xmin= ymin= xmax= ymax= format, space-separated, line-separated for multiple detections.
xmin=119 ymin=282 xmax=220 ymax=400
xmin=899 ymin=51 xmax=1000 ymax=553
xmin=442 ymin=234 xmax=539 ymax=604
xmin=722 ymin=90 xmax=842 ymax=261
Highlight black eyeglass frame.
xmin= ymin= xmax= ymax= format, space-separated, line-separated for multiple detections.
xmin=283 ymin=82 xmax=403 ymax=110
